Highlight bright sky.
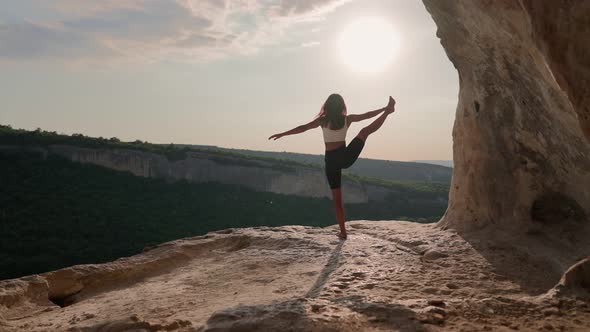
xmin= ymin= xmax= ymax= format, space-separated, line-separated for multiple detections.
xmin=0 ymin=0 xmax=458 ymax=161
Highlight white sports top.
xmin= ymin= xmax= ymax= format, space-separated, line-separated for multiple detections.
xmin=322 ymin=117 xmax=348 ymax=143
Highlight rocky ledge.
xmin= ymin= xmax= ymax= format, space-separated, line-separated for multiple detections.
xmin=1 ymin=221 xmax=589 ymax=331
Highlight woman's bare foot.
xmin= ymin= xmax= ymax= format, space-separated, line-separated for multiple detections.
xmin=337 ymin=232 xmax=347 ymax=240
xmin=385 ymin=96 xmax=396 ymax=114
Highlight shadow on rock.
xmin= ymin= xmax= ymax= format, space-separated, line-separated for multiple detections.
xmin=454 ymin=222 xmax=590 ymax=296
xmin=197 ymin=296 xmax=429 ymax=332
xmin=198 ymin=241 xmax=430 ymax=331
xmin=305 ymin=241 xmax=344 ymax=298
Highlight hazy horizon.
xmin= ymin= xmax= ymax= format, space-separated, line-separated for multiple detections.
xmin=0 ymin=0 xmax=458 ymax=162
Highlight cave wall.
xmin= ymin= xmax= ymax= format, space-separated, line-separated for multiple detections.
xmin=522 ymin=0 xmax=590 ymax=143
xmin=423 ymin=0 xmax=590 ymax=232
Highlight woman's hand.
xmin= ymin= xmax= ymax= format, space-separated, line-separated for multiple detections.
xmin=385 ymin=96 xmax=396 ymax=114
xmin=268 ymin=133 xmax=284 ymax=140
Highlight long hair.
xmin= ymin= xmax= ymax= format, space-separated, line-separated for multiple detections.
xmin=315 ymin=93 xmax=347 ymax=130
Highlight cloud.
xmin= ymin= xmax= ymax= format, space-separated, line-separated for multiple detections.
xmin=0 ymin=0 xmax=352 ymax=64
xmin=51 ymin=0 xmax=146 ymax=16
xmin=301 ymin=41 xmax=320 ymax=48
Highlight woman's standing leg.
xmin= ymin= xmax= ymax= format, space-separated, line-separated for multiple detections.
xmin=331 ymin=187 xmax=346 ymax=238
xmin=325 ymin=162 xmax=347 ymax=239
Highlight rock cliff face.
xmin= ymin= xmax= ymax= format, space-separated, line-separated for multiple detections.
xmin=1 ymin=144 xmax=450 ymax=206
xmin=45 ymin=145 xmax=375 ymax=203
xmin=522 ymin=0 xmax=590 ymax=143
xmin=423 ymin=0 xmax=590 ymax=232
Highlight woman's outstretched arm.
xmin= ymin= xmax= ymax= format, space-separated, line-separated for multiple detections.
xmin=347 ymin=96 xmax=396 ymax=123
xmin=268 ymin=118 xmax=321 ymax=140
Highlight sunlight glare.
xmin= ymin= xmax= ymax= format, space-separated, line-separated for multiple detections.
xmin=338 ymin=17 xmax=400 ymax=73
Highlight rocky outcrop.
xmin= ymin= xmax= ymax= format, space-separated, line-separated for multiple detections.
xmin=548 ymin=257 xmax=590 ymax=299
xmin=2 ymin=222 xmax=589 ymax=331
xmin=423 ymin=1 xmax=590 ymax=232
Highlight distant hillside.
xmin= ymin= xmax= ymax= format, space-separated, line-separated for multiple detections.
xmin=0 ymin=125 xmax=451 ymax=183
xmin=189 ymin=145 xmax=453 ymax=183
xmin=0 ymin=125 xmax=450 ymax=204
xmin=412 ymin=160 xmax=454 ymax=168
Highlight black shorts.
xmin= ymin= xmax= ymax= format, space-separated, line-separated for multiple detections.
xmin=324 ymin=137 xmax=365 ymax=189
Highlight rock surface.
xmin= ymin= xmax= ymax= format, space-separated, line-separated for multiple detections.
xmin=521 ymin=0 xmax=590 ymax=143
xmin=549 ymin=257 xmax=590 ymax=299
xmin=1 ymin=221 xmax=589 ymax=331
xmin=423 ymin=0 xmax=590 ymax=232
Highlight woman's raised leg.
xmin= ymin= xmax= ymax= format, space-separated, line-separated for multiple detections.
xmin=356 ymin=110 xmax=391 ymax=142
xmin=342 ymin=110 xmax=392 ymax=168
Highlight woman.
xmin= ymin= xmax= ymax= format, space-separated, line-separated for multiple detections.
xmin=268 ymin=93 xmax=396 ymax=239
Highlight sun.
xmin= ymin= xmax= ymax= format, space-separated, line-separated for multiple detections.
xmin=338 ymin=17 xmax=400 ymax=73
